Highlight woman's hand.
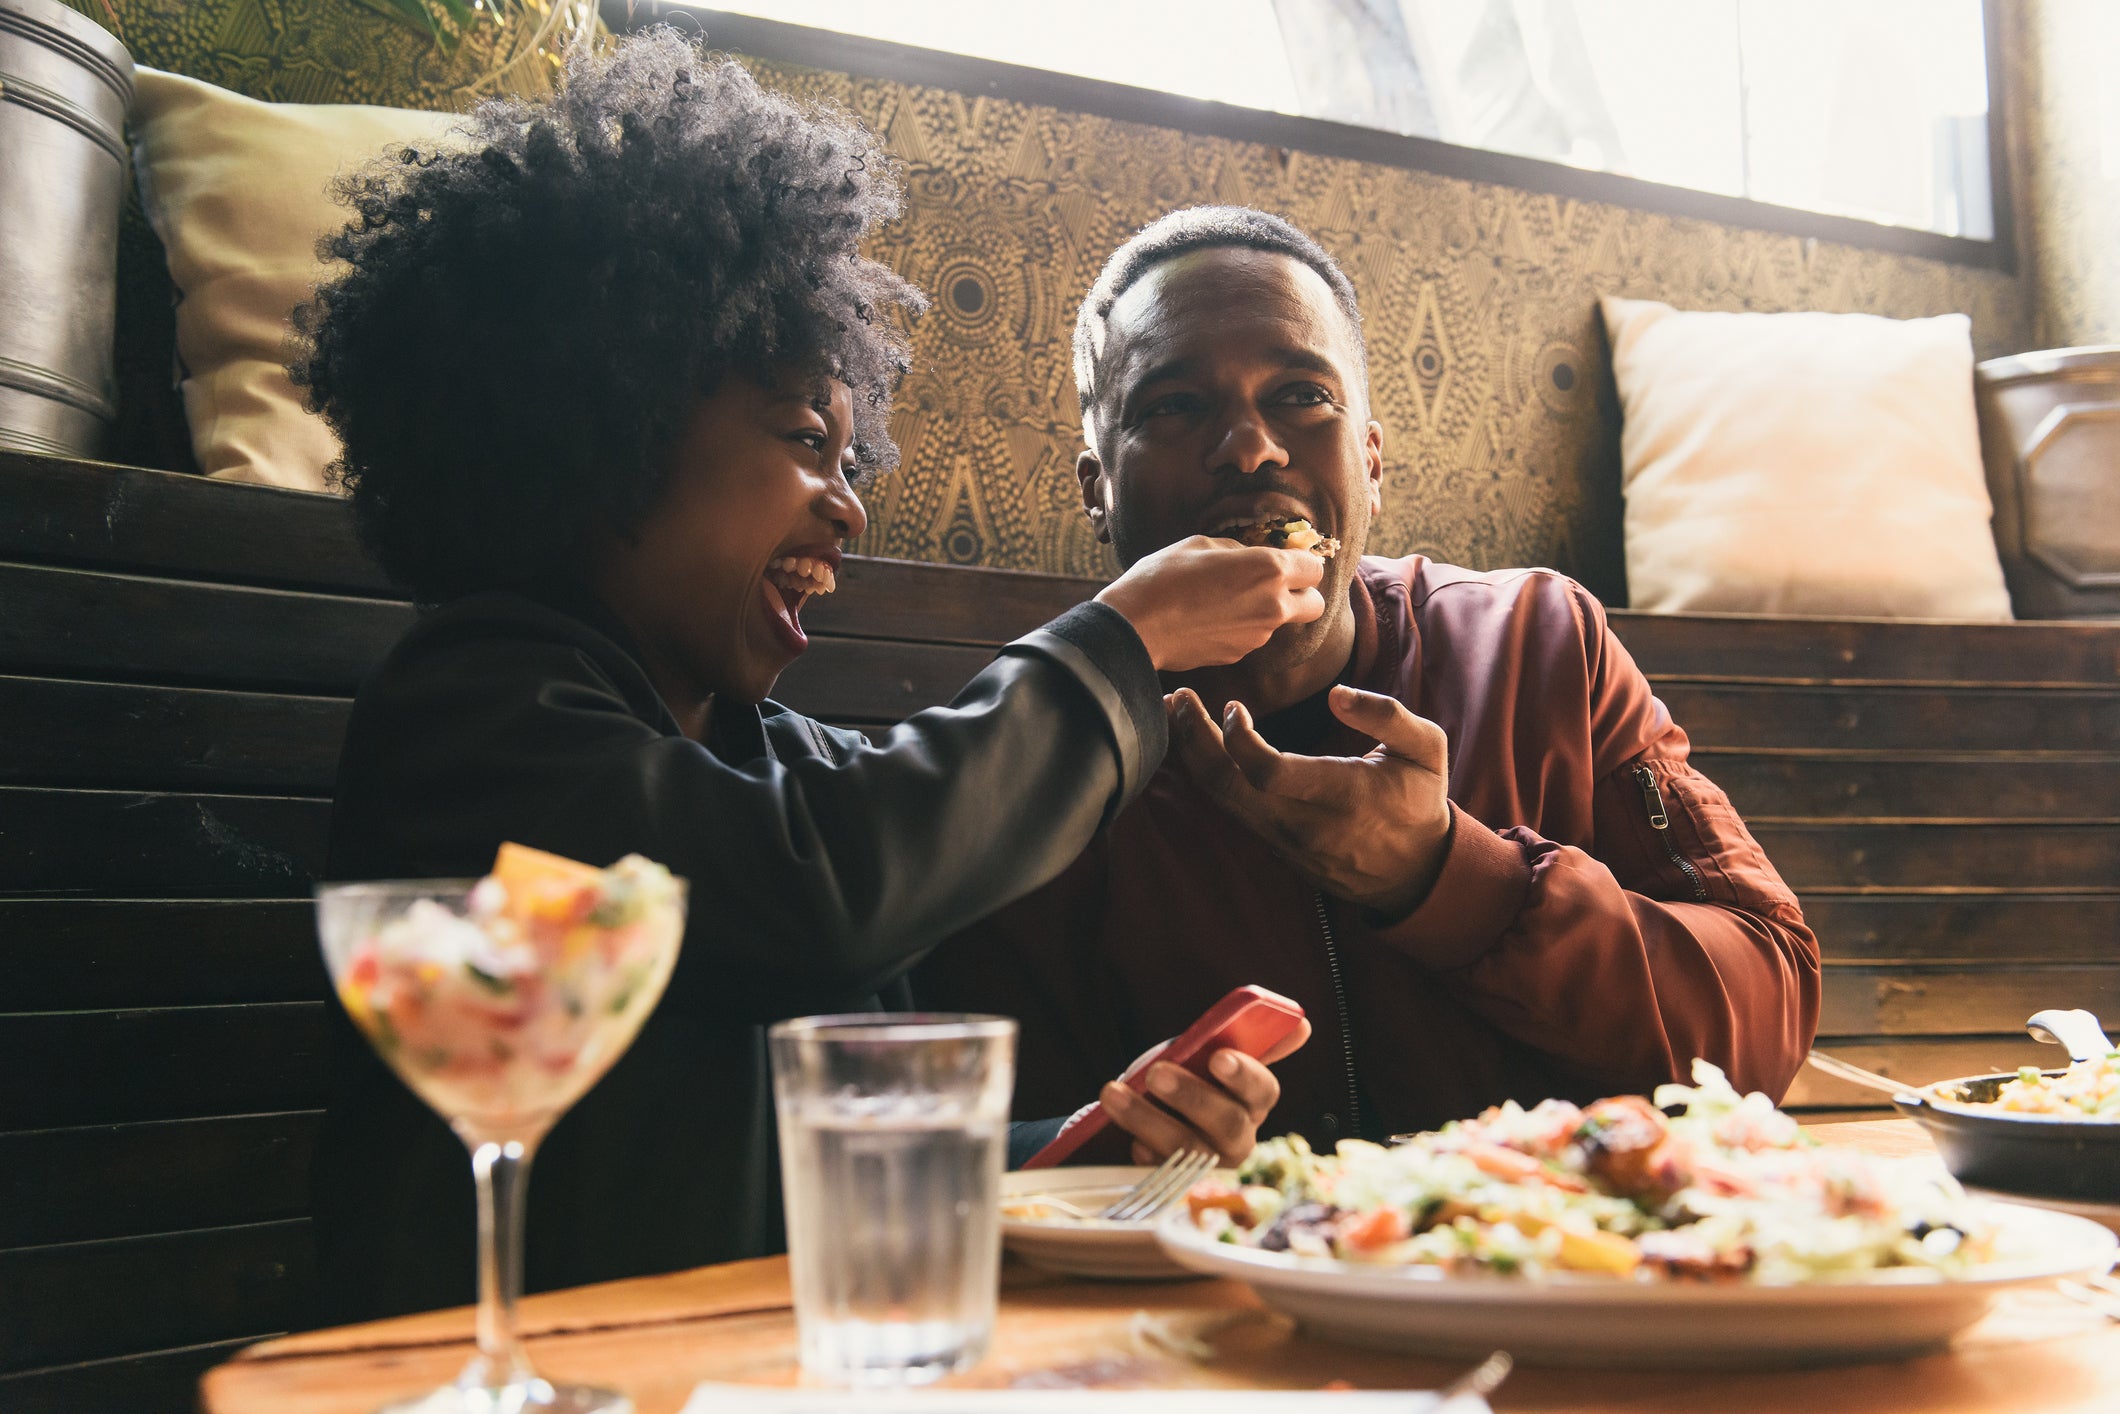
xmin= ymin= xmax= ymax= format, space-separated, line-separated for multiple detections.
xmin=1098 ymin=1018 xmax=1312 ymax=1167
xmin=1095 ymin=537 xmax=1325 ymax=673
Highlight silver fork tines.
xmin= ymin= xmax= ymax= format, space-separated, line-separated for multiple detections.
xmin=1100 ymin=1149 xmax=1217 ymax=1222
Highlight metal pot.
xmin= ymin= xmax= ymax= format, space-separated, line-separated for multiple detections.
xmin=0 ymin=0 xmax=133 ymax=458
xmin=1810 ymin=1009 xmax=2120 ymax=1204
xmin=1891 ymin=1074 xmax=2119 ymax=1203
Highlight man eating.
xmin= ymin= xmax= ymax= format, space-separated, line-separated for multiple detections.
xmin=917 ymin=206 xmax=1819 ymax=1150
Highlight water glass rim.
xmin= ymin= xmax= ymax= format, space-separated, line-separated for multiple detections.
xmin=769 ymin=1012 xmax=1016 ymax=1045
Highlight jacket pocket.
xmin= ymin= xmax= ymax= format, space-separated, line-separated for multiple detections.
xmin=1614 ymin=757 xmax=1798 ymax=915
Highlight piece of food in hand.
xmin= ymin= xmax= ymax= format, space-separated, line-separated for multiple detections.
xmin=1227 ymin=517 xmax=1340 ymax=559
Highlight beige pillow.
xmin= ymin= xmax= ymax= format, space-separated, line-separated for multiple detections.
xmin=130 ymin=68 xmax=460 ymax=491
xmin=1602 ymin=296 xmax=2013 ymax=621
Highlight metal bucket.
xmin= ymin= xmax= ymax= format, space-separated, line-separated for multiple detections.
xmin=1975 ymin=346 xmax=2120 ymax=619
xmin=0 ymin=0 xmax=132 ymax=458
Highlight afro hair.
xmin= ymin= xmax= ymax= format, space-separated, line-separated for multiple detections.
xmin=292 ymin=28 xmax=924 ymax=602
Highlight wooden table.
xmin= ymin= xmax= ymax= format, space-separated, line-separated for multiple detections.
xmin=202 ymin=1122 xmax=2119 ymax=1414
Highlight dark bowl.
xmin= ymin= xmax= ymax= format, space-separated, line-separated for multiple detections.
xmin=1893 ymin=1070 xmax=2120 ymax=1203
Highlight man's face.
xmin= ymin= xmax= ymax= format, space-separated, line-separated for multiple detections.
xmin=1079 ymin=246 xmax=1383 ymax=675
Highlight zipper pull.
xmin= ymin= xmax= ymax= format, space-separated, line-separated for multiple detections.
xmin=1633 ymin=762 xmax=1669 ymax=829
xmin=1632 ymin=762 xmax=1709 ymax=902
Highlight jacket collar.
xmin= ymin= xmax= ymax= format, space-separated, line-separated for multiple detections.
xmin=1248 ymin=566 xmax=1396 ymax=758
xmin=523 ymin=579 xmax=773 ymax=764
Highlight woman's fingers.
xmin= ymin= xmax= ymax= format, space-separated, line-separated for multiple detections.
xmin=1094 ymin=541 xmax=1327 ymax=672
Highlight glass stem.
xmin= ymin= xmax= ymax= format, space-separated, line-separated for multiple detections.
xmin=465 ymin=1132 xmax=541 ymax=1390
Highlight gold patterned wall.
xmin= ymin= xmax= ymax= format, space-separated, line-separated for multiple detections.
xmin=2015 ymin=0 xmax=2120 ymax=349
xmin=67 ymin=3 xmax=2037 ymax=600
xmin=745 ymin=57 xmax=2032 ymax=600
xmin=60 ymin=0 xmax=579 ymax=109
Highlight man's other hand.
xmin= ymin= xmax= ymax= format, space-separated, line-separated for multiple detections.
xmin=1168 ymin=684 xmax=1453 ymax=919
xmin=1100 ymin=1020 xmax=1310 ymax=1167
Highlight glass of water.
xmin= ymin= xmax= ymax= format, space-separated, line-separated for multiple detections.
xmin=768 ymin=1013 xmax=1017 ymax=1386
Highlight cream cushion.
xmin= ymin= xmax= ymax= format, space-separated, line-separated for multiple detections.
xmin=1602 ymin=296 xmax=2013 ymax=621
xmin=130 ymin=68 xmax=460 ymax=490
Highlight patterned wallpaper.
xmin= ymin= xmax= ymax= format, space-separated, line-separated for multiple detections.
xmin=743 ymin=57 xmax=2032 ymax=599
xmin=64 ymin=3 xmax=2039 ymax=601
xmin=60 ymin=0 xmax=581 ymax=109
xmin=2017 ymin=0 xmax=2120 ymax=350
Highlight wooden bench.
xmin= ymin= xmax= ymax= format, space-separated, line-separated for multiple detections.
xmin=3 ymin=448 xmax=2115 ymax=1409
xmin=1613 ymin=613 xmax=2120 ymax=1113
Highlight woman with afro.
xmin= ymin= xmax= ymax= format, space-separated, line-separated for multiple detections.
xmin=300 ymin=30 xmax=1320 ymax=1321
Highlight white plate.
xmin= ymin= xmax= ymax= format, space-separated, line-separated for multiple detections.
xmin=1155 ymin=1202 xmax=2118 ymax=1368
xmin=1000 ymin=1167 xmax=1231 ymax=1280
xmin=1962 ymin=1184 xmax=2120 ymax=1235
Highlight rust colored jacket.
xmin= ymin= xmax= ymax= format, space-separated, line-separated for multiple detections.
xmin=917 ymin=557 xmax=1821 ymax=1147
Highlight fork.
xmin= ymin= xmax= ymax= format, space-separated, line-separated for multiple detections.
xmin=2058 ymin=1268 xmax=2120 ymax=1322
xmin=1432 ymin=1350 xmax=1513 ymax=1410
xmin=1099 ymin=1148 xmax=1218 ymax=1221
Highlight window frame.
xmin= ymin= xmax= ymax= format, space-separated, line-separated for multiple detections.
xmin=626 ymin=0 xmax=2017 ymax=273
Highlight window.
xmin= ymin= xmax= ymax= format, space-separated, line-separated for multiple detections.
xmin=697 ymin=0 xmax=1997 ymax=242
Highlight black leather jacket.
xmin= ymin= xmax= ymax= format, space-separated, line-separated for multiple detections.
xmin=312 ymin=584 xmax=1163 ymax=1322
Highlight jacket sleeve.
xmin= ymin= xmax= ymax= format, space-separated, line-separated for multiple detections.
xmin=329 ymin=601 xmax=1167 ymax=1022
xmin=1366 ymin=586 xmax=1821 ymax=1101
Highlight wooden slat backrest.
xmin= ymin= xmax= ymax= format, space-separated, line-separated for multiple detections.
xmin=1608 ymin=608 xmax=2120 ymax=687
xmin=1606 ymin=607 xmax=2120 ymax=1114
xmin=4 ymin=449 xmax=2120 ymax=1407
xmin=0 ymin=450 xmax=391 ymax=594
xmin=0 ymin=452 xmax=1106 ymax=1407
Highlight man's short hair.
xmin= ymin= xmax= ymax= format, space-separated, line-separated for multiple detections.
xmin=1071 ymin=206 xmax=1367 ymax=453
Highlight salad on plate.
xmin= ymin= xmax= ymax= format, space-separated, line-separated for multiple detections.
xmin=1185 ymin=1061 xmax=1999 ymax=1283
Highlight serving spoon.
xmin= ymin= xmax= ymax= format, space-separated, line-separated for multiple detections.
xmin=1803 ymin=1049 xmax=1914 ymax=1100
xmin=2026 ymin=1008 xmax=2116 ymax=1064
xmin=1808 ymin=1010 xmax=2114 ymax=1103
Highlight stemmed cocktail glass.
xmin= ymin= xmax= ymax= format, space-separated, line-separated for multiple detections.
xmin=316 ymin=848 xmax=685 ymax=1414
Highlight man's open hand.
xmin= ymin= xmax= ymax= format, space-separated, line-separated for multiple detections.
xmin=1168 ymin=684 xmax=1453 ymax=919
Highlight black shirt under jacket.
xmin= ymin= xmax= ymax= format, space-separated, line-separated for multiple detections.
xmin=311 ymin=584 xmax=1165 ymax=1323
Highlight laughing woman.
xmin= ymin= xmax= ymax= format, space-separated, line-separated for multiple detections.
xmin=298 ymin=31 xmax=1319 ymax=1322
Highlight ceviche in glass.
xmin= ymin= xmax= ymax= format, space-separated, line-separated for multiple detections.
xmin=317 ymin=844 xmax=685 ymax=1414
xmin=1185 ymin=1061 xmax=1999 ymax=1283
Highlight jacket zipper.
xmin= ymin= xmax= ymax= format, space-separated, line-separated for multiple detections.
xmin=1633 ymin=763 xmax=1709 ymax=903
xmin=1310 ymin=890 xmax=1363 ymax=1140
